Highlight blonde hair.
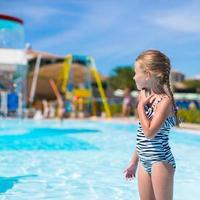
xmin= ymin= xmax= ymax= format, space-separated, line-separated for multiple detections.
xmin=135 ymin=49 xmax=180 ymax=127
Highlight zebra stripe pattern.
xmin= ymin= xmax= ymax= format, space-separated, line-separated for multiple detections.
xmin=136 ymin=96 xmax=176 ymax=174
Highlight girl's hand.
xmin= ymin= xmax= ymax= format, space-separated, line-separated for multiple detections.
xmin=138 ymin=89 xmax=155 ymax=107
xmin=123 ymin=162 xmax=138 ymax=181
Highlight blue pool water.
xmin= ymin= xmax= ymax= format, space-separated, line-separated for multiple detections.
xmin=0 ymin=119 xmax=199 ymax=200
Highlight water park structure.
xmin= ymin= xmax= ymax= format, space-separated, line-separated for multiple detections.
xmin=0 ymin=14 xmax=27 ymax=117
xmin=27 ymin=51 xmax=111 ymax=118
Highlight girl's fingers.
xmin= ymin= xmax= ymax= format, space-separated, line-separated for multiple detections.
xmin=146 ymin=94 xmax=154 ymax=100
xmin=126 ymin=172 xmax=133 ymax=178
xmin=123 ymin=168 xmax=135 ymax=180
xmin=123 ymin=169 xmax=128 ymax=174
xmin=149 ymin=94 xmax=155 ymax=98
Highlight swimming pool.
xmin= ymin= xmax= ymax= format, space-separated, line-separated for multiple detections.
xmin=0 ymin=119 xmax=199 ymax=200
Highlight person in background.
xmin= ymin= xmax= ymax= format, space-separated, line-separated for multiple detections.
xmin=122 ymin=88 xmax=132 ymax=117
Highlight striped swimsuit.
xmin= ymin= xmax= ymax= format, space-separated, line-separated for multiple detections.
xmin=136 ymin=95 xmax=176 ymax=174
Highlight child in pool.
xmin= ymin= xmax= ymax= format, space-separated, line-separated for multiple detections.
xmin=123 ymin=49 xmax=180 ymax=200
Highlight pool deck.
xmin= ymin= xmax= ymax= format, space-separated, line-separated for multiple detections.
xmin=89 ymin=116 xmax=200 ymax=134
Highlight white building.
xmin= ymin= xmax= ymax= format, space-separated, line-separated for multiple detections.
xmin=170 ymin=69 xmax=185 ymax=83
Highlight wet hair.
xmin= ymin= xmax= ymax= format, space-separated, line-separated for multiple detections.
xmin=135 ymin=49 xmax=180 ymax=127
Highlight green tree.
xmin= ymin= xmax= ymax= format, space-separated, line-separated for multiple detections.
xmin=108 ymin=66 xmax=136 ymax=90
xmin=182 ymin=80 xmax=200 ymax=92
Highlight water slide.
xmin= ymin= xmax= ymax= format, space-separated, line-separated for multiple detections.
xmin=28 ymin=54 xmax=111 ymax=117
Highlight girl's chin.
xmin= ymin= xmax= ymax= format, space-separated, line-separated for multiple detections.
xmin=136 ymin=85 xmax=143 ymax=90
xmin=136 ymin=84 xmax=149 ymax=91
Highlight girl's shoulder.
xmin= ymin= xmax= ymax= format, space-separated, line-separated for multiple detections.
xmin=148 ymin=94 xmax=168 ymax=107
xmin=153 ymin=94 xmax=175 ymax=117
xmin=150 ymin=94 xmax=171 ymax=103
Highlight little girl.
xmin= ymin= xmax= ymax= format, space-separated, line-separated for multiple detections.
xmin=123 ymin=49 xmax=180 ymax=200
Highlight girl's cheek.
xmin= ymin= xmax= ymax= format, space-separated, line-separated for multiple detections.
xmin=134 ymin=75 xmax=140 ymax=82
xmin=135 ymin=75 xmax=142 ymax=83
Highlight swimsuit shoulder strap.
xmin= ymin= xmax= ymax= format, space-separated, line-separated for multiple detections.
xmin=151 ymin=95 xmax=167 ymax=110
xmin=151 ymin=95 xmax=176 ymax=122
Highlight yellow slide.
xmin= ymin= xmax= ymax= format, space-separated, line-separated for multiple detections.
xmin=57 ymin=54 xmax=111 ymax=118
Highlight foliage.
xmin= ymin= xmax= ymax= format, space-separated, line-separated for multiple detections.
xmin=178 ymin=108 xmax=200 ymax=124
xmin=182 ymin=80 xmax=200 ymax=92
xmin=108 ymin=66 xmax=136 ymax=90
xmin=109 ymin=104 xmax=122 ymax=116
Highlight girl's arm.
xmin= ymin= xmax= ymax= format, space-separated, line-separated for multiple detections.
xmin=123 ymin=148 xmax=138 ymax=179
xmin=137 ymin=96 xmax=171 ymax=139
xmin=129 ymin=148 xmax=138 ymax=165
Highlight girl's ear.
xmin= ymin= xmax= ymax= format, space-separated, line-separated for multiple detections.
xmin=146 ymin=71 xmax=151 ymax=80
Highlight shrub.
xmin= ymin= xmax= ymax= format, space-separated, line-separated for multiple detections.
xmin=178 ymin=108 xmax=200 ymax=124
